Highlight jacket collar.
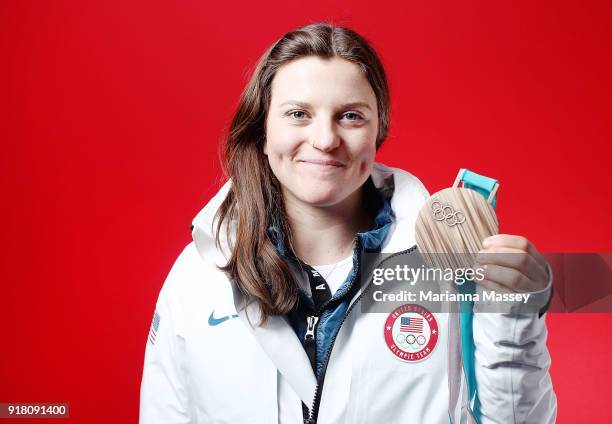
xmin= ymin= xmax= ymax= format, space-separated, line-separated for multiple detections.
xmin=265 ymin=175 xmax=395 ymax=262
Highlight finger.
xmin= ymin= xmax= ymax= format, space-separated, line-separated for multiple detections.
xmin=474 ymin=277 xmax=516 ymax=293
xmin=477 ymin=246 xmax=548 ymax=283
xmin=483 ymin=234 xmax=548 ymax=268
xmin=480 ymin=263 xmax=539 ymax=292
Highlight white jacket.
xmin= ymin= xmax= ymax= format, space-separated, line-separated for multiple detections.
xmin=140 ymin=163 xmax=557 ymax=424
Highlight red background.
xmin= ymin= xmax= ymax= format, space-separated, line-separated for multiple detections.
xmin=2 ymin=1 xmax=611 ymax=422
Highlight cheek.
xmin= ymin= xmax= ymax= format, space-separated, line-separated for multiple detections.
xmin=349 ymin=130 xmax=377 ymax=161
xmin=266 ymin=126 xmax=303 ymax=159
xmin=358 ymin=148 xmax=376 ymax=177
xmin=265 ymin=140 xmax=294 ymax=162
xmin=263 ymin=138 xmax=296 ymax=180
xmin=347 ymin=132 xmax=377 ymax=177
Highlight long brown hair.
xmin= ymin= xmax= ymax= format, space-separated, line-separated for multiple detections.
xmin=215 ymin=22 xmax=391 ymax=323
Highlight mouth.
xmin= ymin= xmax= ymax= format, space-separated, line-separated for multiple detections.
xmin=298 ymin=159 xmax=345 ymax=167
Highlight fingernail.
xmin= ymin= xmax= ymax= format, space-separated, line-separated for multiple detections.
xmin=483 ymin=238 xmax=492 ymax=248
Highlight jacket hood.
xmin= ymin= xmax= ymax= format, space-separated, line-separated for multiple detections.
xmin=190 ymin=162 xmax=430 ymax=270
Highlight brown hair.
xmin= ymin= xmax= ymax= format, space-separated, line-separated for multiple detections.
xmin=215 ymin=22 xmax=391 ymax=323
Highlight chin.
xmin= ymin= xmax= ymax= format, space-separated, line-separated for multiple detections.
xmin=298 ymin=191 xmax=339 ymax=206
xmin=293 ymin=185 xmax=354 ymax=207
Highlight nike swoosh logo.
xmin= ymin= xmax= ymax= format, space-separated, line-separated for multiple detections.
xmin=208 ymin=310 xmax=239 ymax=326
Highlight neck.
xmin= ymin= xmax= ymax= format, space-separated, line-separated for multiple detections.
xmin=284 ymin=188 xmax=373 ymax=266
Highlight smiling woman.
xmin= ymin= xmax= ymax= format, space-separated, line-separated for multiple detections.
xmin=264 ymin=56 xmax=379 ymax=264
xmin=212 ymin=25 xmax=392 ymax=322
xmin=140 ymin=22 xmax=557 ymax=424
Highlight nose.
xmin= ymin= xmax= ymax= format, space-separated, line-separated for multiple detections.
xmin=310 ymin=117 xmax=340 ymax=152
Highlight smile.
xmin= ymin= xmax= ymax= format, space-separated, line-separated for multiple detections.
xmin=297 ymin=159 xmax=345 ymax=168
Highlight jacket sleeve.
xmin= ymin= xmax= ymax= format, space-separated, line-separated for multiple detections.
xmin=472 ymin=266 xmax=557 ymax=424
xmin=140 ymin=249 xmax=193 ymax=424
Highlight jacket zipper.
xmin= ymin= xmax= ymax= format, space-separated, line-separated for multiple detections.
xmin=305 ymin=316 xmax=319 ymax=340
xmin=302 ymin=236 xmax=359 ymax=380
xmin=304 ymin=315 xmax=319 ymax=370
xmin=305 ymin=244 xmax=418 ymax=423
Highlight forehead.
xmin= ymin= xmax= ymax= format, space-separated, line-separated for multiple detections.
xmin=269 ymin=56 xmax=376 ymax=107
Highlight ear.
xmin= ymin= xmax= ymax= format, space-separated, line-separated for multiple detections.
xmin=263 ymin=138 xmax=268 ymax=155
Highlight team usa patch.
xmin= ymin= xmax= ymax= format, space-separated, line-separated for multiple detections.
xmin=148 ymin=310 xmax=161 ymax=346
xmin=384 ymin=304 xmax=438 ymax=362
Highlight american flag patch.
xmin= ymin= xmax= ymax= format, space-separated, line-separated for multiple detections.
xmin=148 ymin=310 xmax=161 ymax=345
xmin=400 ymin=316 xmax=423 ymax=333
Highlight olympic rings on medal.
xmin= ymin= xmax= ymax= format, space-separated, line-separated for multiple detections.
xmin=406 ymin=334 xmax=416 ymax=345
xmin=396 ymin=334 xmax=406 ymax=344
xmin=431 ymin=200 xmax=466 ymax=227
xmin=416 ymin=335 xmax=426 ymax=345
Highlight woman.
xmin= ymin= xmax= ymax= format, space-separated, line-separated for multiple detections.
xmin=140 ymin=23 xmax=556 ymax=423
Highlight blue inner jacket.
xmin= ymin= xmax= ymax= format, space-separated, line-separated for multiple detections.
xmin=267 ymin=178 xmax=395 ymax=376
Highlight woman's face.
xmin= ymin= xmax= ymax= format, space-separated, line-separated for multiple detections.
xmin=264 ymin=56 xmax=379 ymax=209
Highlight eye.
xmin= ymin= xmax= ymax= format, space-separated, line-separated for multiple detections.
xmin=342 ymin=111 xmax=364 ymax=121
xmin=288 ymin=110 xmax=309 ymax=120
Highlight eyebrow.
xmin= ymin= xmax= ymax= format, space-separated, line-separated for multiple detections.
xmin=279 ymin=100 xmax=372 ymax=110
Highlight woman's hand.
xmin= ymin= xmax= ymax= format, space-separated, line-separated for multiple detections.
xmin=475 ymin=234 xmax=549 ymax=293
